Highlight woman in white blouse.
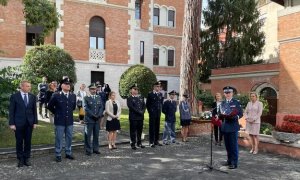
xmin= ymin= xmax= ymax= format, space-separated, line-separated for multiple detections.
xmin=244 ymin=92 xmax=263 ymax=154
xmin=105 ymin=91 xmax=121 ymax=150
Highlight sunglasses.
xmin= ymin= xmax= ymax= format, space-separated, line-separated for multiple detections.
xmin=224 ymin=92 xmax=232 ymax=94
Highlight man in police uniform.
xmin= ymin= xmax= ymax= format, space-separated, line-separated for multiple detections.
xmin=146 ymin=81 xmax=164 ymax=147
xmin=127 ymin=84 xmax=146 ymax=150
xmin=47 ymin=78 xmax=77 ymax=162
xmin=83 ymin=83 xmax=104 ymax=156
xmin=219 ymin=86 xmax=243 ymax=169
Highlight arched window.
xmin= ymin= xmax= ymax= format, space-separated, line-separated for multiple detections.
xmin=159 ymin=46 xmax=167 ymax=66
xmin=160 ymin=6 xmax=168 ymax=26
xmin=89 ymin=16 xmax=105 ymax=49
xmin=167 ymin=47 xmax=175 ymax=66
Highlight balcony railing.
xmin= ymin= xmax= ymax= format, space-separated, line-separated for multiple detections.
xmin=89 ymin=49 xmax=105 ymax=62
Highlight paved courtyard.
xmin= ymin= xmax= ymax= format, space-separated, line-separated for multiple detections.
xmin=0 ymin=136 xmax=299 ymax=180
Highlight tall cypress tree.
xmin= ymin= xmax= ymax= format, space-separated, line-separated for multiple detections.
xmin=199 ymin=0 xmax=265 ymax=82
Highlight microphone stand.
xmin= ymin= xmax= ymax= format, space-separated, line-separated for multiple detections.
xmin=198 ymin=108 xmax=228 ymax=174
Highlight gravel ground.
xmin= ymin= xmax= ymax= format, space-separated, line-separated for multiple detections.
xmin=0 ymin=136 xmax=299 ymax=180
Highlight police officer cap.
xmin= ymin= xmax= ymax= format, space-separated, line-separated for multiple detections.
xmin=223 ymin=86 xmax=234 ymax=93
xmin=183 ymin=93 xmax=189 ymax=98
xmin=130 ymin=83 xmax=139 ymax=89
xmin=153 ymin=81 xmax=161 ymax=86
xmin=89 ymin=83 xmax=97 ymax=89
xmin=168 ymin=90 xmax=177 ymax=95
xmin=60 ymin=78 xmax=72 ymax=85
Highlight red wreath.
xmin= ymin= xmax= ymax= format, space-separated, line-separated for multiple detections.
xmin=211 ymin=116 xmax=222 ymax=127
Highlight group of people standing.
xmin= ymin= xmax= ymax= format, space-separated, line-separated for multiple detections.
xmin=8 ymin=77 xmax=264 ymax=170
xmin=211 ymin=86 xmax=263 ymax=169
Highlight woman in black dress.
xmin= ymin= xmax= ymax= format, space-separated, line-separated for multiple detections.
xmin=105 ymin=91 xmax=121 ymax=150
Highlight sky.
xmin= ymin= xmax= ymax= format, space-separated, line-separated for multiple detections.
xmin=201 ymin=0 xmax=209 ymax=28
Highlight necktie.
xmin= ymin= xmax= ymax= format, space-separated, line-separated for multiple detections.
xmin=24 ymin=94 xmax=28 ymax=106
xmin=65 ymin=93 xmax=68 ymax=98
xmin=93 ymin=95 xmax=95 ymax=99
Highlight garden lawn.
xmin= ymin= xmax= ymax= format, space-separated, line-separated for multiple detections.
xmin=0 ymin=120 xmax=83 ymax=148
xmin=120 ymin=109 xmax=181 ymax=133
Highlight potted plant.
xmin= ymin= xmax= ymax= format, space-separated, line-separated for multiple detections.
xmin=272 ymin=115 xmax=300 ymax=143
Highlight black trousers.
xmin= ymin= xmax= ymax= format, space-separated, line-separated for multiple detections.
xmin=149 ymin=114 xmax=161 ymax=144
xmin=129 ymin=120 xmax=143 ymax=146
xmin=39 ymin=99 xmax=48 ymax=115
xmin=15 ymin=122 xmax=33 ymax=160
xmin=214 ymin=125 xmax=223 ymax=142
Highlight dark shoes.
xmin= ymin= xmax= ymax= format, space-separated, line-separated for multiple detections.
xmin=131 ymin=146 xmax=137 ymax=150
xmin=221 ymin=161 xmax=231 ymax=166
xmin=17 ymin=159 xmax=31 ymax=167
xmin=154 ymin=142 xmax=163 ymax=146
xmin=17 ymin=159 xmax=24 ymax=167
xmin=137 ymin=144 xmax=145 ymax=148
xmin=24 ymin=159 xmax=31 ymax=166
xmin=163 ymin=142 xmax=170 ymax=145
xmin=149 ymin=144 xmax=155 ymax=148
xmin=86 ymin=152 xmax=92 ymax=156
xmin=65 ymin=154 xmax=75 ymax=160
xmin=56 ymin=156 xmax=62 ymax=162
xmin=93 ymin=151 xmax=100 ymax=154
xmin=44 ymin=114 xmax=49 ymax=118
xmin=228 ymin=165 xmax=238 ymax=169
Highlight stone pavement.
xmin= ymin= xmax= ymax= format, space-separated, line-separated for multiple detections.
xmin=0 ymin=136 xmax=299 ymax=180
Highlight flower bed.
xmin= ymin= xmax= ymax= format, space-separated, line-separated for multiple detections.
xmin=275 ymin=115 xmax=300 ymax=133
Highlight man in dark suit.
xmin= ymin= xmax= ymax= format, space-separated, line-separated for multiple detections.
xmin=83 ymin=83 xmax=104 ymax=156
xmin=9 ymin=80 xmax=38 ymax=167
xmin=219 ymin=86 xmax=243 ymax=169
xmin=146 ymin=81 xmax=164 ymax=147
xmin=47 ymin=78 xmax=76 ymax=162
xmin=127 ymin=84 xmax=146 ymax=150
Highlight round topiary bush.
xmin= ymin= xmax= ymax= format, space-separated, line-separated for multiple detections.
xmin=119 ymin=65 xmax=157 ymax=98
xmin=22 ymin=45 xmax=77 ymax=83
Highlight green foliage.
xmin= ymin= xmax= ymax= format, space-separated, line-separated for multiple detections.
xmin=235 ymin=94 xmax=269 ymax=114
xmin=22 ymin=45 xmax=77 ymax=85
xmin=0 ymin=0 xmax=8 ymax=6
xmin=234 ymin=94 xmax=249 ymax=109
xmin=195 ymin=90 xmax=214 ymax=108
xmin=260 ymin=122 xmax=274 ymax=135
xmin=0 ymin=66 xmax=22 ymax=118
xmin=119 ymin=65 xmax=157 ymax=99
xmin=23 ymin=0 xmax=60 ymax=40
xmin=199 ymin=0 xmax=265 ymax=82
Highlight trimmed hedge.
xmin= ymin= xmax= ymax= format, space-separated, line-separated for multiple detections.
xmin=23 ymin=45 xmax=77 ymax=84
xmin=119 ymin=65 xmax=157 ymax=98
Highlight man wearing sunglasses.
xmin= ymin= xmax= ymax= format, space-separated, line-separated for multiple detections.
xmin=219 ymin=86 xmax=243 ymax=169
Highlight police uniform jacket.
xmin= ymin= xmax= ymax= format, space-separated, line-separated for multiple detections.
xmin=146 ymin=91 xmax=164 ymax=118
xmin=162 ymin=99 xmax=177 ymax=123
xmin=47 ymin=92 xmax=76 ymax=126
xmin=221 ymin=98 xmax=243 ymax=133
xmin=127 ymin=95 xmax=145 ymax=121
xmin=84 ymin=95 xmax=104 ymax=123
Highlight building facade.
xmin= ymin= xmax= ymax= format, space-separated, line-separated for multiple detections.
xmin=0 ymin=0 xmax=188 ymax=105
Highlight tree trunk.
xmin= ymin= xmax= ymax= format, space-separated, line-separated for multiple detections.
xmin=180 ymin=0 xmax=202 ymax=116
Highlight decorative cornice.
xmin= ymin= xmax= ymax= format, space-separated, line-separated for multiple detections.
xmin=210 ymin=70 xmax=279 ymax=80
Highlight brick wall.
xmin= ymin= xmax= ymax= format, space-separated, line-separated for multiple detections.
xmin=210 ymin=63 xmax=280 ymax=95
xmin=278 ymin=12 xmax=300 ymax=41
xmin=62 ymin=0 xmax=130 ymax=62
xmin=276 ymin=10 xmax=300 ymax=125
xmin=0 ymin=0 xmax=25 ymax=58
xmin=153 ymin=35 xmax=181 ymax=75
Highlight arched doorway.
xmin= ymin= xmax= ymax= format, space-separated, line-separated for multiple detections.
xmin=259 ymin=87 xmax=278 ymax=126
